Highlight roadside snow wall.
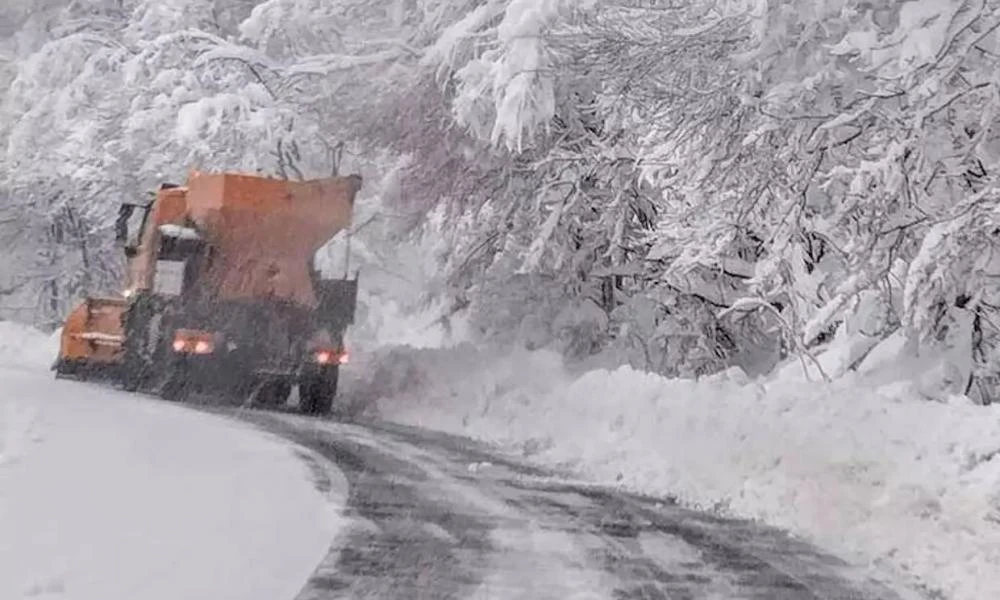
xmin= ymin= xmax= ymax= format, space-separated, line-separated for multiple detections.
xmin=368 ymin=341 xmax=1000 ymax=600
xmin=0 ymin=321 xmax=58 ymax=371
xmin=0 ymin=321 xmax=59 ymax=467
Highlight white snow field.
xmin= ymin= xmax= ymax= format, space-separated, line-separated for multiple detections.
xmin=0 ymin=322 xmax=346 ymax=600
xmin=369 ymin=339 xmax=1000 ymax=600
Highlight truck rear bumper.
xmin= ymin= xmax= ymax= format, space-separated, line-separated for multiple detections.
xmin=165 ymin=352 xmax=335 ymax=394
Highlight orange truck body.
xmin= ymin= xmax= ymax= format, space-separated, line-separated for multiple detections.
xmin=126 ymin=171 xmax=357 ymax=307
xmin=58 ymin=170 xmax=360 ymax=369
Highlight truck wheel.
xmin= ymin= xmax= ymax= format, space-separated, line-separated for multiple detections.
xmin=121 ymin=296 xmax=154 ymax=392
xmin=161 ymin=376 xmax=187 ymax=401
xmin=300 ymin=368 xmax=338 ymax=416
xmin=159 ymin=363 xmax=189 ymax=402
xmin=254 ymin=379 xmax=291 ymax=408
xmin=121 ymin=359 xmax=144 ymax=392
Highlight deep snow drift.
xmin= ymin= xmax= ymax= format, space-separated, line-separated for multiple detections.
xmin=0 ymin=323 xmax=345 ymax=600
xmin=368 ymin=336 xmax=1000 ymax=600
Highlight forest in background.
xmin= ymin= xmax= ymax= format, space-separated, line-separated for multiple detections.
xmin=2 ymin=0 xmax=1000 ymax=401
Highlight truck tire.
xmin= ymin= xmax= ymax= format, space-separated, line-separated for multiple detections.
xmin=159 ymin=360 xmax=189 ymax=402
xmin=121 ymin=357 xmax=144 ymax=392
xmin=121 ymin=296 xmax=154 ymax=392
xmin=121 ymin=315 xmax=145 ymax=391
xmin=254 ymin=379 xmax=291 ymax=408
xmin=160 ymin=374 xmax=187 ymax=401
xmin=299 ymin=368 xmax=338 ymax=416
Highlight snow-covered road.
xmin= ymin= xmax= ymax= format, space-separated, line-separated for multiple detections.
xmin=0 ymin=319 xmax=915 ymax=600
xmin=228 ymin=410 xmax=909 ymax=600
xmin=0 ymin=366 xmax=345 ymax=600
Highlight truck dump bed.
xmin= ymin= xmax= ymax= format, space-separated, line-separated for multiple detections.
xmin=184 ymin=172 xmax=361 ymax=308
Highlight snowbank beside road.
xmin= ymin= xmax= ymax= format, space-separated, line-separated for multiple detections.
xmin=371 ymin=342 xmax=1000 ymax=600
xmin=0 ymin=323 xmax=345 ymax=600
xmin=0 ymin=322 xmax=58 ymax=468
xmin=0 ymin=320 xmax=59 ymax=371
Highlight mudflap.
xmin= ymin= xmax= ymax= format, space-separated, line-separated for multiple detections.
xmin=155 ymin=354 xmax=219 ymax=403
xmin=299 ymin=365 xmax=340 ymax=417
xmin=158 ymin=357 xmax=190 ymax=402
xmin=117 ymin=339 xmax=337 ymax=418
xmin=153 ymin=353 xmax=291 ymax=410
xmin=247 ymin=377 xmax=293 ymax=409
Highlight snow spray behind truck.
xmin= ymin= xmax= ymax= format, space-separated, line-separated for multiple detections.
xmin=54 ymin=170 xmax=363 ymax=415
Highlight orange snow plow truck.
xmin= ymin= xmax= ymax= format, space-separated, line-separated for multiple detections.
xmin=54 ymin=170 xmax=363 ymax=415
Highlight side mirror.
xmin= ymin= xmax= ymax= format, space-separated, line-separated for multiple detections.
xmin=116 ymin=200 xmax=152 ymax=257
xmin=115 ymin=204 xmax=134 ymax=245
xmin=347 ymin=173 xmax=363 ymax=194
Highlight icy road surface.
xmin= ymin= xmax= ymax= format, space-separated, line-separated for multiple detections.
xmin=0 ymin=367 xmax=344 ymax=600
xmin=219 ymin=409 xmax=908 ymax=600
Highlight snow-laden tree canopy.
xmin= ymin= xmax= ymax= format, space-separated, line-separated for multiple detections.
xmin=3 ymin=0 xmax=1000 ymax=397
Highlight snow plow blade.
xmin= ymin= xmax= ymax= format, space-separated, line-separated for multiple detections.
xmin=54 ymin=296 xmax=127 ymax=378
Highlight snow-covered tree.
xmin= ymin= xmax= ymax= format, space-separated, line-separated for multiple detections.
xmin=5 ymin=0 xmax=1000 ymax=394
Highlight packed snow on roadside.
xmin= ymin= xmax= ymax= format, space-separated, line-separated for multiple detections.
xmin=368 ymin=333 xmax=1000 ymax=600
xmin=0 ymin=322 xmax=346 ymax=600
xmin=0 ymin=321 xmax=61 ymax=372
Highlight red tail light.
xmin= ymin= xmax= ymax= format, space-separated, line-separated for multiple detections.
xmin=314 ymin=349 xmax=348 ymax=365
xmin=172 ymin=330 xmax=216 ymax=354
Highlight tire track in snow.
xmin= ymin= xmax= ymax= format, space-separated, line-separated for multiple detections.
xmin=216 ymin=409 xmax=910 ymax=600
